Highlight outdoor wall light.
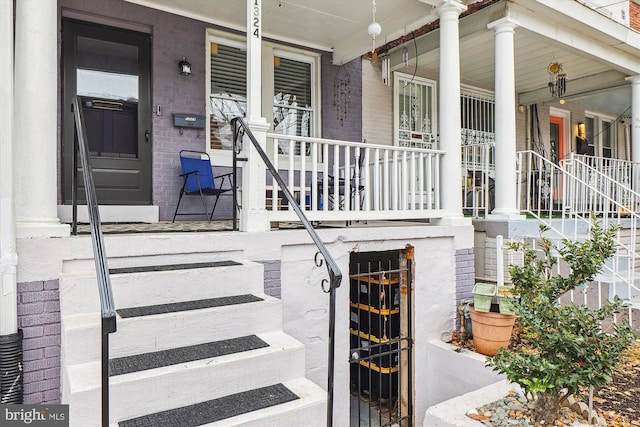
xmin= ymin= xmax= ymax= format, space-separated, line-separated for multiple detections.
xmin=577 ymin=122 xmax=586 ymax=139
xmin=179 ymin=57 xmax=191 ymax=76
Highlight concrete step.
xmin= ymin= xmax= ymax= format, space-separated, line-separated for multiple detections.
xmin=199 ymin=378 xmax=326 ymax=427
xmin=111 ymin=378 xmax=326 ymax=427
xmin=64 ymin=331 xmax=306 ymax=426
xmin=61 ymin=293 xmax=282 ymax=365
xmin=59 ymin=260 xmax=264 ymax=316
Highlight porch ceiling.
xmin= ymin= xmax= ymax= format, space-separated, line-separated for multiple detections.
xmin=126 ymin=0 xmax=639 ymax=116
xmin=124 ymin=0 xmax=441 ymax=64
xmin=386 ymin=0 xmax=639 ymax=116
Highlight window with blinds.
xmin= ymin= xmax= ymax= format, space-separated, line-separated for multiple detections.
xmin=209 ymin=43 xmax=247 ymax=150
xmin=273 ymin=56 xmax=313 ymax=155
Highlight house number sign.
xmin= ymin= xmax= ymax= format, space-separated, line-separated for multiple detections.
xmin=253 ymin=0 xmax=261 ymax=39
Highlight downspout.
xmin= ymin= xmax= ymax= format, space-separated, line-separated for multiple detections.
xmin=0 ymin=0 xmax=23 ymax=404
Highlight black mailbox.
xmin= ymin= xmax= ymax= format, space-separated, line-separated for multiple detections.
xmin=173 ymin=113 xmax=205 ymax=129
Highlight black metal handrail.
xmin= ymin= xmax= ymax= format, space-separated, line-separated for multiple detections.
xmin=71 ymin=97 xmax=117 ymax=427
xmin=231 ymin=117 xmax=342 ymax=427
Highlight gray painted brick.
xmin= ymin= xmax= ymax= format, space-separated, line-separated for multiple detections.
xmin=19 ymin=312 xmax=60 ymax=328
xmin=18 ymin=302 xmax=44 ymax=316
xmin=18 ymin=281 xmax=44 ymax=292
xmin=44 ymin=389 xmax=60 ymax=404
xmin=21 ymin=290 xmax=59 ymax=303
xmin=23 ymin=392 xmax=44 ymax=405
xmin=24 ymin=357 xmax=59 ymax=373
xmin=24 ymin=371 xmax=44 ymax=384
xmin=23 ymin=348 xmax=44 ymax=362
xmin=23 ymin=336 xmax=60 ymax=351
xmin=43 ymin=280 xmax=59 ymax=290
xmin=44 ymin=324 xmax=61 ymax=336
xmin=44 ymin=346 xmax=60 ymax=358
xmin=21 ymin=326 xmax=44 ymax=339
xmin=23 ymin=378 xmax=59 ymax=395
xmin=44 ymin=301 xmax=60 ymax=312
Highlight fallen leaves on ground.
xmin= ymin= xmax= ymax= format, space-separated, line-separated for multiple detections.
xmin=452 ymin=330 xmax=640 ymax=426
xmin=589 ymin=340 xmax=640 ymax=427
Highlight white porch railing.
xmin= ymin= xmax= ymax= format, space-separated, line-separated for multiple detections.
xmin=572 ymin=154 xmax=640 ymax=213
xmin=265 ymin=134 xmax=446 ymax=222
xmin=517 ymin=150 xmax=640 ymax=325
xmin=461 ymin=142 xmax=494 ymax=217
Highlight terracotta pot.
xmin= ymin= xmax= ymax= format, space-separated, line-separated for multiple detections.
xmin=469 ymin=305 xmax=516 ymax=356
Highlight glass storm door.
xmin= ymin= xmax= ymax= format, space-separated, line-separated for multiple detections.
xmin=62 ymin=20 xmax=151 ymax=205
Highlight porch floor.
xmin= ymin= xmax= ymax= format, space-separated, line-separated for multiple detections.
xmin=70 ymin=219 xmax=432 ymax=235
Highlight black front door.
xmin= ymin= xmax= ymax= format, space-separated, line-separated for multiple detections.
xmin=62 ymin=20 xmax=151 ymax=205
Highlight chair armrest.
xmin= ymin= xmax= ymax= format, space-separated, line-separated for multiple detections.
xmin=214 ymin=172 xmax=234 ymax=179
xmin=179 ymin=169 xmax=200 ymax=177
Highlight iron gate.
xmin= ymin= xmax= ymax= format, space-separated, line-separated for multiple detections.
xmin=349 ymin=249 xmax=413 ymax=426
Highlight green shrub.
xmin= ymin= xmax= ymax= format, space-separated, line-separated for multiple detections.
xmin=487 ymin=221 xmax=637 ymax=424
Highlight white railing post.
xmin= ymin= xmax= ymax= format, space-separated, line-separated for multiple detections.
xmin=496 ymin=235 xmax=504 ymax=287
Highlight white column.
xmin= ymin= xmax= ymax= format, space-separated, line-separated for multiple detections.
xmin=433 ymin=1 xmax=468 ymax=225
xmin=14 ymin=0 xmax=69 ymax=238
xmin=0 ymin=0 xmax=17 ymax=335
xmin=488 ymin=18 xmax=522 ymax=218
xmin=627 ymin=75 xmax=640 ymax=164
xmin=241 ymin=0 xmax=269 ymax=232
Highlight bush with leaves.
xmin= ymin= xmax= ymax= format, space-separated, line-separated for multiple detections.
xmin=487 ymin=221 xmax=637 ymax=424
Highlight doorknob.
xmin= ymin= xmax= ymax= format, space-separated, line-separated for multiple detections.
xmin=145 ymin=130 xmax=150 ymax=142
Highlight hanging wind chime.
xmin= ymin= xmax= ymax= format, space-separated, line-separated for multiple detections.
xmin=333 ymin=66 xmax=351 ymax=125
xmin=368 ymin=0 xmax=381 ymax=62
xmin=548 ymin=60 xmax=567 ymax=101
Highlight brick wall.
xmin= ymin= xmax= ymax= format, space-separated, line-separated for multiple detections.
xmin=17 ymin=280 xmax=61 ymax=404
xmin=455 ymin=248 xmax=475 ymax=303
xmin=261 ymin=260 xmax=282 ymax=299
xmin=631 ymin=1 xmax=640 ymax=30
xmin=321 ymin=54 xmax=363 ymax=142
xmin=361 ymin=58 xmax=393 ymax=146
xmin=455 ymin=248 xmax=475 ymax=332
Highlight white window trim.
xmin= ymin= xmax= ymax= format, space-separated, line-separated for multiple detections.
xmin=393 ymin=72 xmax=437 ymax=148
xmin=549 ymin=107 xmax=570 ymax=162
xmin=205 ymin=30 xmax=321 ymax=167
xmin=585 ymin=110 xmax=617 ymax=158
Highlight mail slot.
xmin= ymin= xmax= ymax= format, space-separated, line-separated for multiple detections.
xmin=173 ymin=113 xmax=205 ymax=129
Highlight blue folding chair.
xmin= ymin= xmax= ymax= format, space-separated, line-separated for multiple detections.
xmin=172 ymin=150 xmax=233 ymax=222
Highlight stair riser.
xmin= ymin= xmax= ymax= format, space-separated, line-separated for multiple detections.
xmin=203 ymin=400 xmax=325 ymax=427
xmin=62 ymin=298 xmax=282 ymax=365
xmin=60 ymin=262 xmax=264 ymax=316
xmin=65 ymin=345 xmax=306 ymax=425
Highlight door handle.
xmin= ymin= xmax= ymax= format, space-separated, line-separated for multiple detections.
xmin=145 ymin=130 xmax=150 ymax=143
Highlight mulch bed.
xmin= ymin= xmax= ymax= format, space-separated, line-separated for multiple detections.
xmin=451 ymin=330 xmax=640 ymax=426
xmin=589 ymin=340 xmax=640 ymax=427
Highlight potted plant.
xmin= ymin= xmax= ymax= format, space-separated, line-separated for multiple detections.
xmin=470 ymin=283 xmax=517 ymax=356
xmin=486 ymin=221 xmax=637 ymax=425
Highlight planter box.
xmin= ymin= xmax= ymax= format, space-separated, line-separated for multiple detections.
xmin=497 ymin=285 xmax=516 ymax=315
xmin=472 ymin=283 xmax=496 ymax=312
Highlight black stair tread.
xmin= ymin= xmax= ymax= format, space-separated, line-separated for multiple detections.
xmin=116 ymin=294 xmax=264 ymax=318
xmin=118 ymin=383 xmax=299 ymax=427
xmin=109 ymin=260 xmax=242 ymax=275
xmin=110 ymin=335 xmax=269 ymax=376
